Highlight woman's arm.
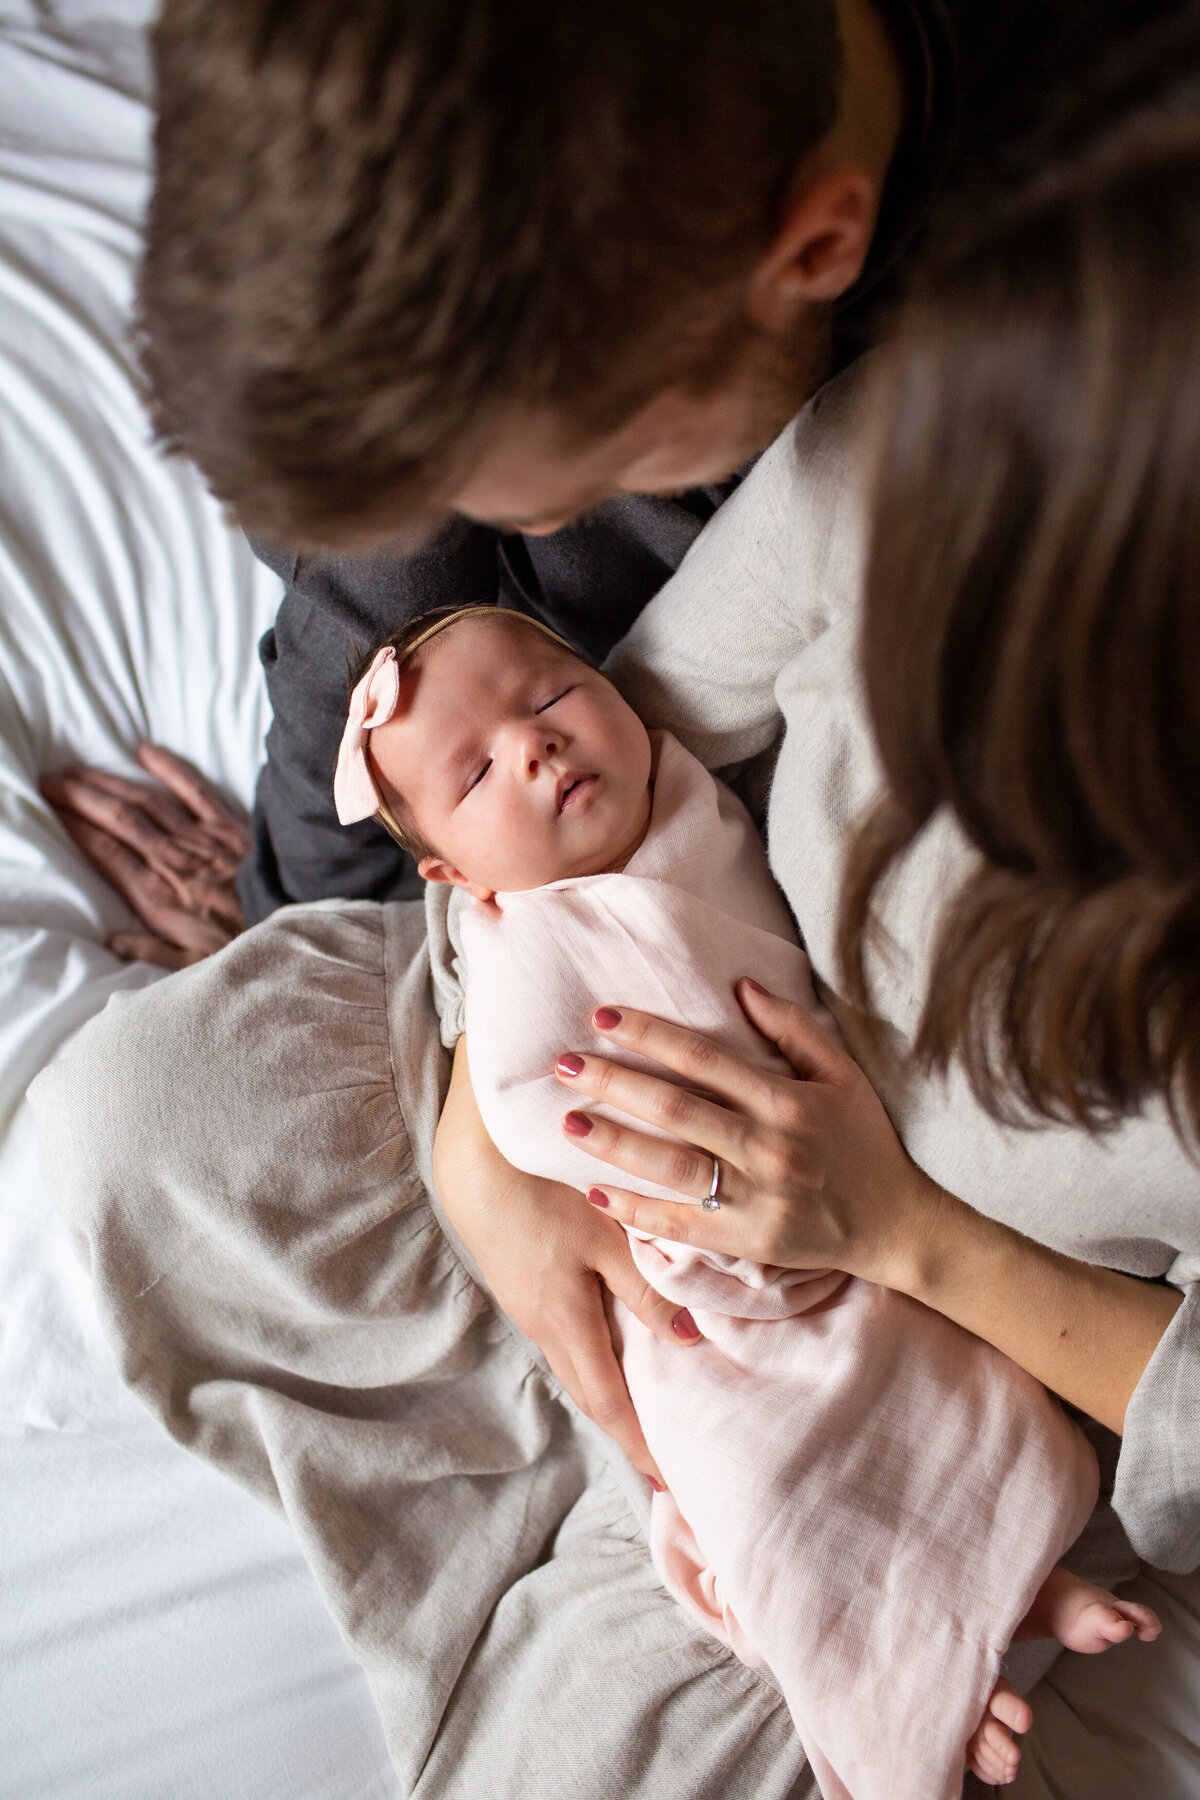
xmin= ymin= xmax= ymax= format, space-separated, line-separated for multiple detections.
xmin=432 ymin=1038 xmax=703 ymax=1487
xmin=892 ymin=1182 xmax=1181 ymax=1438
xmin=554 ymin=984 xmax=1181 ymax=1437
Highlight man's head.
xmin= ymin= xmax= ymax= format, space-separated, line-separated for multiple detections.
xmin=349 ymin=610 xmax=653 ymax=897
xmin=142 ymin=0 xmax=893 ymax=546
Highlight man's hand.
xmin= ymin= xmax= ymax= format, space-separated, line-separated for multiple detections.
xmin=40 ymin=743 xmax=249 ymax=969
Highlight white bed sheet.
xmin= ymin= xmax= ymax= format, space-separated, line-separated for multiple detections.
xmin=0 ymin=17 xmax=400 ymax=1799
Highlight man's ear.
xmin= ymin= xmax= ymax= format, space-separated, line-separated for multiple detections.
xmin=417 ymin=855 xmax=495 ymax=904
xmin=748 ymin=163 xmax=876 ymax=325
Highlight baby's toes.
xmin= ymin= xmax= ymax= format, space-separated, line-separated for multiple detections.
xmin=1115 ymin=1600 xmax=1162 ymax=1643
xmin=1061 ymin=1599 xmax=1138 ymax=1654
xmin=966 ymin=1717 xmax=1022 ymax=1786
xmin=988 ymin=1676 xmax=1033 ymax=1735
xmin=1096 ymin=1604 xmax=1138 ymax=1647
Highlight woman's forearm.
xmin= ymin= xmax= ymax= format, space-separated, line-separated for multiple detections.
xmin=892 ymin=1177 xmax=1183 ymax=1436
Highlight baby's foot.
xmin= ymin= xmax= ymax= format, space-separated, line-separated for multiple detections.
xmin=965 ymin=1677 xmax=1031 ymax=1788
xmin=1022 ymin=1565 xmax=1162 ymax=1655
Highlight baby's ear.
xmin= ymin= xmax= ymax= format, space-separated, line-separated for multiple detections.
xmin=418 ymin=856 xmax=495 ymax=904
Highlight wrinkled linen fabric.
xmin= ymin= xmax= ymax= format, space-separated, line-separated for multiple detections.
xmin=461 ymin=731 xmax=1098 ymax=1800
xmin=30 ymin=899 xmax=816 ymax=1800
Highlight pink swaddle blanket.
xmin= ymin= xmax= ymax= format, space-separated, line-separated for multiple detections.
xmin=462 ymin=731 xmax=1098 ymax=1800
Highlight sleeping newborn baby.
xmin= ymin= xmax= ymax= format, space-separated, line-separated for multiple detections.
xmin=333 ymin=604 xmax=1159 ymax=1800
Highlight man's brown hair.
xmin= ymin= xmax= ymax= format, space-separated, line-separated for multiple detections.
xmin=839 ymin=33 xmax=1200 ymax=1136
xmin=141 ymin=0 xmax=842 ymax=545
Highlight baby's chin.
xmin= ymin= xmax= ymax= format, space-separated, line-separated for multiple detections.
xmin=476 ymin=837 xmax=639 ymax=895
xmin=461 ymin=794 xmax=652 ymax=894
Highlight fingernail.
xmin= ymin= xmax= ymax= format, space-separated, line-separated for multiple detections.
xmin=646 ymin=1475 xmax=665 ymax=1493
xmin=594 ymin=1007 xmax=622 ymax=1030
xmin=743 ymin=978 xmax=769 ymax=995
xmin=671 ymin=1309 xmax=700 ymax=1341
xmin=556 ymin=1053 xmax=585 ymax=1077
xmin=586 ymin=1187 xmax=609 ymax=1208
xmin=564 ymin=1111 xmax=593 ymax=1138
xmin=108 ymin=937 xmax=132 ymax=956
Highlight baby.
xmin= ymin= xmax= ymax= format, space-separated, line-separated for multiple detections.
xmin=334 ymin=604 xmax=1159 ymax=1800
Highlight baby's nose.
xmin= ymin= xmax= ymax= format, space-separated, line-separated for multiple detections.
xmin=513 ymin=727 xmax=559 ymax=777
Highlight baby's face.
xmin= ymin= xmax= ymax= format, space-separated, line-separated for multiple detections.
xmin=369 ymin=614 xmax=653 ymax=897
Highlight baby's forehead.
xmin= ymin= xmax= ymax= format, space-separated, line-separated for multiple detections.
xmin=413 ymin=612 xmax=577 ymax=682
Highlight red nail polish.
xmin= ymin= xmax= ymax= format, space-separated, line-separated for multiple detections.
xmin=594 ymin=1007 xmax=622 ymax=1030
xmin=671 ymin=1309 xmax=700 ymax=1341
xmin=646 ymin=1475 xmax=665 ymax=1493
xmin=586 ymin=1188 xmax=609 ymax=1208
xmin=564 ymin=1111 xmax=593 ymax=1138
xmin=744 ymin=978 xmax=769 ymax=996
xmin=556 ymin=1053 xmax=585 ymax=1077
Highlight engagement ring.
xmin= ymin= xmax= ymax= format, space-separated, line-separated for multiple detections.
xmin=701 ymin=1157 xmax=722 ymax=1213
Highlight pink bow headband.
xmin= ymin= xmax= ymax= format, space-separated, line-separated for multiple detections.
xmin=334 ymin=645 xmax=403 ymax=825
xmin=333 ymin=605 xmax=576 ymax=827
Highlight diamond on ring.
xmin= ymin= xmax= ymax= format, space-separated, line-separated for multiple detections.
xmin=701 ymin=1157 xmax=722 ymax=1213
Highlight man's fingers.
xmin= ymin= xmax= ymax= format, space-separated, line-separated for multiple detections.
xmin=56 ymin=814 xmax=233 ymax=955
xmin=48 ymin=765 xmax=198 ymax=837
xmin=82 ymin=767 xmax=244 ymax=871
xmin=107 ymin=932 xmax=199 ymax=971
xmin=43 ymin=771 xmax=205 ymax=877
xmin=52 ymin=808 xmax=160 ymax=907
xmin=137 ymin=743 xmax=250 ymax=853
xmin=43 ymin=757 xmax=248 ymax=871
xmin=592 ymin=1232 xmax=703 ymax=1347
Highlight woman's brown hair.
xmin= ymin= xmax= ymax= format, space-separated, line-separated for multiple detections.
xmin=839 ymin=40 xmax=1200 ymax=1134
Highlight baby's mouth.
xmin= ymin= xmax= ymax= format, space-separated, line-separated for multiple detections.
xmin=557 ymin=773 xmax=597 ymax=814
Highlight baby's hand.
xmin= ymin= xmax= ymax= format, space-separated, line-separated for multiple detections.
xmin=965 ymin=1678 xmax=1031 ymax=1788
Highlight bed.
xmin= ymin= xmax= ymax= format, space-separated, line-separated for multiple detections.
xmin=0 ymin=11 xmax=401 ymax=1796
xmin=2 ymin=8 xmax=1200 ymax=1798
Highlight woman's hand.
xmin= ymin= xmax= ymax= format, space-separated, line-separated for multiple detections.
xmin=556 ymin=982 xmax=1183 ymax=1436
xmin=433 ymin=1039 xmax=702 ymax=1489
xmin=556 ymin=980 xmax=942 ymax=1289
xmin=40 ymin=743 xmax=248 ymax=969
